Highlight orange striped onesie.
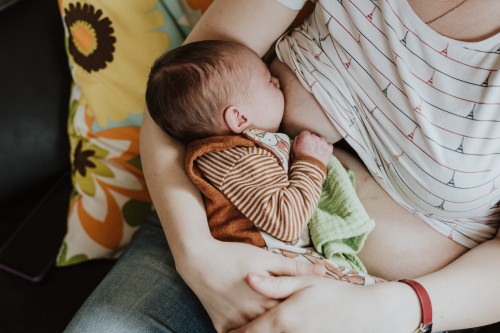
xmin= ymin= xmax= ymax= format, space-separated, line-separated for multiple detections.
xmin=185 ymin=128 xmax=381 ymax=285
xmin=187 ymin=128 xmax=326 ymax=244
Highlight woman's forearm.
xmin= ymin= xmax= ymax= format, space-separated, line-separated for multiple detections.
xmin=234 ymin=237 xmax=500 ymax=332
xmin=417 ymin=236 xmax=500 ymax=331
xmin=140 ymin=113 xmax=213 ymax=262
xmin=138 ymin=3 xmax=317 ymax=328
xmin=140 ymin=0 xmax=303 ymax=263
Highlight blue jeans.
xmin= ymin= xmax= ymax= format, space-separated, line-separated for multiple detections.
xmin=64 ymin=212 xmax=216 ymax=333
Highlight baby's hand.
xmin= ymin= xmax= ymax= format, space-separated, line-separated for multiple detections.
xmin=292 ymin=131 xmax=333 ymax=166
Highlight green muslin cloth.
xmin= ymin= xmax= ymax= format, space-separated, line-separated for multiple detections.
xmin=309 ymin=156 xmax=375 ymax=273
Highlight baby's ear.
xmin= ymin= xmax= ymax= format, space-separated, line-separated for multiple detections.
xmin=223 ymin=105 xmax=251 ymax=134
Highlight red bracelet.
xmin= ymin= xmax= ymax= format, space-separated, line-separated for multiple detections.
xmin=398 ymin=279 xmax=433 ymax=333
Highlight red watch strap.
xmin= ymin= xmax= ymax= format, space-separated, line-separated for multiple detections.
xmin=399 ymin=279 xmax=433 ymax=333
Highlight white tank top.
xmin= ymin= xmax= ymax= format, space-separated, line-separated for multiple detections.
xmin=276 ymin=0 xmax=500 ymax=248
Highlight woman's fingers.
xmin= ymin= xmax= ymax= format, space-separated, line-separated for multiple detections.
xmin=228 ymin=280 xmax=323 ymax=333
xmin=228 ymin=307 xmax=284 ymax=333
xmin=231 ymin=277 xmax=375 ymax=333
xmin=185 ymin=242 xmax=326 ymax=332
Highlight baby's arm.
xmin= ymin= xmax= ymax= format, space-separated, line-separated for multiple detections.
xmin=229 ymin=154 xmax=325 ymax=242
xmin=201 ymin=134 xmax=332 ymax=242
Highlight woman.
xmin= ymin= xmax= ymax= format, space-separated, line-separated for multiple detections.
xmin=66 ymin=0 xmax=500 ymax=332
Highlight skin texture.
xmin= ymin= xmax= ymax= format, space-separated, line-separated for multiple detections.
xmin=222 ymin=48 xmax=285 ymax=135
xmin=221 ymin=48 xmax=332 ymax=165
xmin=140 ymin=0 xmax=500 ymax=332
xmin=292 ymin=131 xmax=332 ymax=167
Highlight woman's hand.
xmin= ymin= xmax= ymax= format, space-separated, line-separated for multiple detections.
xmin=229 ymin=274 xmax=421 ymax=333
xmin=176 ymin=241 xmax=327 ymax=333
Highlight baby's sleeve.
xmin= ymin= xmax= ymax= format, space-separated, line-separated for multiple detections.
xmin=221 ymin=151 xmax=326 ymax=243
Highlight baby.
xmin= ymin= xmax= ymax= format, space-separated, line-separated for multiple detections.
xmin=146 ymin=40 xmax=376 ymax=283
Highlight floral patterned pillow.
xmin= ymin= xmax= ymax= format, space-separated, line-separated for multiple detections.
xmin=56 ymin=0 xmax=204 ymax=266
xmin=56 ymin=0 xmax=312 ymax=266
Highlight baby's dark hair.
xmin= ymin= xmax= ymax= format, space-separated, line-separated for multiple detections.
xmin=146 ymin=40 xmax=251 ymax=142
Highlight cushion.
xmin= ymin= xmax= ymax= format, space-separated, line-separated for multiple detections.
xmin=56 ymin=0 xmax=313 ymax=266
xmin=56 ymin=0 xmax=204 ymax=266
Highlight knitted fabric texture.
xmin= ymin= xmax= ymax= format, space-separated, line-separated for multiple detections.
xmin=309 ymin=156 xmax=374 ymax=273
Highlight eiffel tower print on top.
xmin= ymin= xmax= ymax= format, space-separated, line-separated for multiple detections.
xmin=275 ymin=0 xmax=500 ymax=248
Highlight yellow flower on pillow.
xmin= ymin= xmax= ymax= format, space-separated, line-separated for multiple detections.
xmin=64 ymin=0 xmax=169 ymax=127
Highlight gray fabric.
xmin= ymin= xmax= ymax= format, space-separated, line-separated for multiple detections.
xmin=65 ymin=212 xmax=216 ymax=333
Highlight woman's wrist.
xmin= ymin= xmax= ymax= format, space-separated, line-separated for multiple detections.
xmin=372 ymin=281 xmax=422 ymax=332
xmin=399 ymin=279 xmax=433 ymax=332
xmin=172 ymin=237 xmax=219 ymax=279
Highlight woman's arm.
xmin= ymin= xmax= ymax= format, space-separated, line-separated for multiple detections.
xmin=184 ymin=0 xmax=299 ymax=56
xmin=231 ymin=233 xmax=500 ymax=332
xmin=419 ymin=233 xmax=500 ymax=331
xmin=140 ymin=112 xmax=210 ymax=260
xmin=140 ymin=1 xmax=326 ymax=331
xmin=142 ymin=101 xmax=329 ymax=332
xmin=142 ymin=0 xmax=302 ymax=255
xmin=141 ymin=0 xmax=301 ymax=263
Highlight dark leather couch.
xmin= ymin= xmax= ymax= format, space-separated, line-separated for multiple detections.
xmin=0 ymin=0 xmax=499 ymax=332
xmin=0 ymin=0 xmax=114 ymax=331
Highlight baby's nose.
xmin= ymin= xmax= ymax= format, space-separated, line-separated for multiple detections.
xmin=271 ymin=76 xmax=280 ymax=89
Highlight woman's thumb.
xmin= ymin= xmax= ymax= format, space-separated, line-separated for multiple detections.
xmin=273 ymin=257 xmax=326 ymax=278
xmin=246 ymin=273 xmax=304 ymax=299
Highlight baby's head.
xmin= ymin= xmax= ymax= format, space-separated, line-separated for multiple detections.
xmin=146 ymin=40 xmax=284 ymax=142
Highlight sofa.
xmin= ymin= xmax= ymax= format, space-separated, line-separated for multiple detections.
xmin=0 ymin=0 xmax=115 ymax=332
xmin=0 ymin=0 xmax=499 ymax=332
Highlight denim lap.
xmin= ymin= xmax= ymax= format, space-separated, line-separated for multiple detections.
xmin=64 ymin=212 xmax=216 ymax=333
